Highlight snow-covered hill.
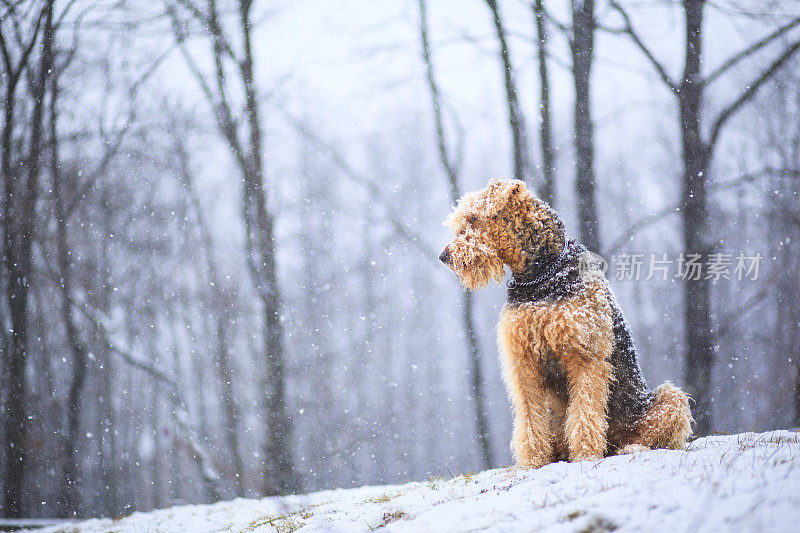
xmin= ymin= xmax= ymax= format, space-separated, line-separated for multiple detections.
xmin=41 ymin=430 xmax=800 ymax=532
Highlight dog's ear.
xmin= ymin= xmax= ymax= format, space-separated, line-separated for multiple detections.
xmin=499 ymin=179 xmax=532 ymax=212
xmin=484 ymin=179 xmax=527 ymax=213
xmin=486 ymin=178 xmax=525 ymax=196
xmin=504 ymin=179 xmax=526 ymax=197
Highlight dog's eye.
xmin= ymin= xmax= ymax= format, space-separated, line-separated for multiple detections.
xmin=468 ymin=215 xmax=478 ymax=225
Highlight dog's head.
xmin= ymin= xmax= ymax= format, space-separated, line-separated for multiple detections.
xmin=440 ymin=179 xmax=564 ymax=290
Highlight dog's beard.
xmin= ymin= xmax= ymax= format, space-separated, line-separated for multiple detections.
xmin=447 ymin=241 xmax=505 ymax=290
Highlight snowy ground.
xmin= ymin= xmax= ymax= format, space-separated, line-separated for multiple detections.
xmin=39 ymin=430 xmax=800 ymax=532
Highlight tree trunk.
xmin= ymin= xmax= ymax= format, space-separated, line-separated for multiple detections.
xmin=150 ymin=379 xmax=164 ymax=511
xmin=783 ymin=91 xmax=800 ymax=428
xmin=1 ymin=189 xmax=31 ymax=519
xmin=772 ymin=169 xmax=800 ymax=429
xmin=534 ymin=0 xmax=555 ymax=206
xmin=678 ymin=0 xmax=714 ymax=436
xmin=571 ymin=0 xmax=600 ymax=252
xmin=795 ymin=358 xmax=800 ymax=427
xmin=462 ymin=293 xmax=493 ymax=468
xmin=176 ymin=0 xmax=298 ymax=495
xmin=98 ymin=188 xmax=119 ymax=516
xmin=0 ymin=49 xmax=27 ymax=523
xmin=50 ymin=67 xmax=89 ymax=518
xmin=244 ymin=174 xmax=297 ymax=496
xmin=611 ymin=0 xmax=800 ymax=436
xmin=1 ymin=0 xmax=54 ymax=516
xmin=236 ymin=1 xmax=298 ymax=495
xmin=793 ymin=228 xmax=800 ymax=430
xmin=419 ymin=0 xmax=494 ymax=469
xmin=176 ymin=137 xmax=246 ymax=496
xmin=484 ymin=0 xmax=531 ymax=185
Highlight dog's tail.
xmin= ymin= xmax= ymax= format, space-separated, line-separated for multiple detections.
xmin=635 ymin=382 xmax=693 ymax=450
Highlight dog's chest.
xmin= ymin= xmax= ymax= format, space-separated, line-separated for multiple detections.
xmin=498 ymin=303 xmax=572 ymax=401
xmin=498 ymin=281 xmax=612 ymax=389
xmin=499 ymin=297 xmax=581 ymax=359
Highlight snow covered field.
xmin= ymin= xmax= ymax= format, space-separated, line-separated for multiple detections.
xmin=40 ymin=430 xmax=800 ymax=532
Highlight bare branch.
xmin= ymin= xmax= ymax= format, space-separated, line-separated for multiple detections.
xmin=483 ymin=0 xmax=531 ymax=183
xmin=708 ymin=37 xmax=800 ymax=151
xmin=604 ymin=204 xmax=679 ymax=257
xmin=0 ymin=3 xmax=46 ymax=82
xmin=35 ymin=262 xmax=171 ymax=412
xmin=704 ymin=16 xmax=800 ymax=86
xmin=64 ymin=46 xmax=172 ymax=217
xmin=168 ymin=7 xmax=247 ymax=171
xmin=534 ymin=0 xmax=555 ymax=205
xmin=171 ymin=0 xmax=238 ymax=61
xmin=60 ymin=289 xmax=226 ymax=499
xmin=715 ymin=272 xmax=777 ymax=340
xmin=169 ymin=7 xmax=216 ymax=104
xmin=53 ymin=0 xmax=80 ymax=28
xmin=604 ymin=167 xmax=791 ymax=256
xmin=541 ymin=4 xmax=570 ymax=36
xmin=594 ymin=22 xmax=627 ymax=35
xmin=280 ymin=109 xmax=441 ymax=263
xmin=418 ymin=0 xmax=459 ymax=201
xmin=608 ymin=0 xmax=679 ymax=94
xmin=0 ymin=21 xmax=13 ymax=75
xmin=207 ymin=0 xmax=238 ymax=150
xmin=713 ymin=167 xmax=800 ymax=190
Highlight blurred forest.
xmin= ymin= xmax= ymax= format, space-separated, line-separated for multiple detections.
xmin=1 ymin=0 xmax=799 ymax=520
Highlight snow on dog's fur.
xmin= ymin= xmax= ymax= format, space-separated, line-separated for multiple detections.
xmin=440 ymin=178 xmax=692 ymax=467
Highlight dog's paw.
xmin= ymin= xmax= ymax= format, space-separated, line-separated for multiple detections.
xmin=568 ymin=452 xmax=603 ymax=463
xmin=517 ymin=461 xmax=546 ymax=470
xmin=515 ymin=455 xmax=552 ymax=470
xmin=615 ymin=444 xmax=649 ymax=455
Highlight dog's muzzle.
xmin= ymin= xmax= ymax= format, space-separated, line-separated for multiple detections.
xmin=439 ymin=247 xmax=451 ymax=265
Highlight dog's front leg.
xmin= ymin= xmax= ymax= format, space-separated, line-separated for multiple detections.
xmin=562 ymin=353 xmax=612 ymax=462
xmin=499 ymin=331 xmax=553 ymax=467
xmin=507 ymin=355 xmax=553 ymax=468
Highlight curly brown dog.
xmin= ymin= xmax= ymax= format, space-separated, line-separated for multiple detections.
xmin=440 ymin=178 xmax=692 ymax=467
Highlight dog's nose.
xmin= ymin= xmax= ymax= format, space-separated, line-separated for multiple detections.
xmin=439 ymin=248 xmax=450 ymax=264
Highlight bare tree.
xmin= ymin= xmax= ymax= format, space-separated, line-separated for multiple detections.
xmin=170 ymin=116 xmax=246 ymax=496
xmin=570 ymin=0 xmax=600 ymax=252
xmin=418 ymin=0 xmax=494 ymax=470
xmin=610 ymin=0 xmax=800 ymax=434
xmin=3 ymin=0 xmax=800 ymax=520
xmin=167 ymin=0 xmax=298 ymax=494
xmin=1 ymin=0 xmax=54 ymax=516
xmin=533 ymin=0 xmax=555 ymax=206
xmin=484 ymin=0 xmax=532 ymax=186
xmin=758 ymin=67 xmax=800 ymax=427
xmin=49 ymin=45 xmax=90 ymax=520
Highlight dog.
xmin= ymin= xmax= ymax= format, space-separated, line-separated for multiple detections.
xmin=440 ymin=178 xmax=692 ymax=467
